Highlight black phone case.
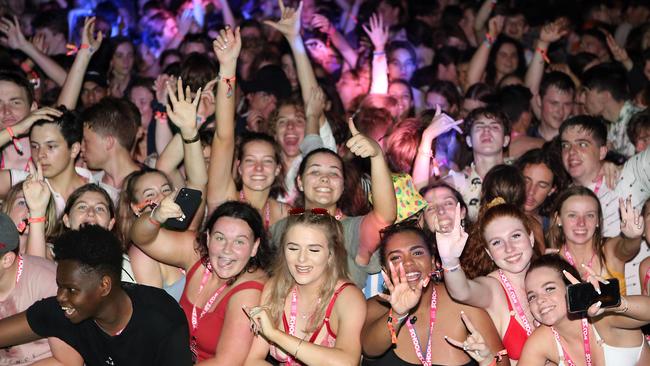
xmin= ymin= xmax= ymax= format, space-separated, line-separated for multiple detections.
xmin=566 ymin=278 xmax=620 ymax=314
xmin=164 ymin=188 xmax=202 ymax=231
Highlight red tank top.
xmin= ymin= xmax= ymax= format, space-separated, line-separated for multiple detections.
xmin=179 ymin=260 xmax=264 ymax=362
xmin=499 ymin=281 xmax=528 ymax=360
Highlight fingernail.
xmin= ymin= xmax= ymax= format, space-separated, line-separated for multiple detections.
xmin=595 ymin=301 xmax=602 ymax=307
xmin=595 ymin=288 xmax=601 ymax=295
xmin=603 ymin=280 xmax=610 ymax=284
xmin=444 ymin=336 xmax=448 ymax=339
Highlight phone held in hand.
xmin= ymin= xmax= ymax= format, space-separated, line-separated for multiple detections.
xmin=566 ymin=278 xmax=620 ymax=314
xmin=164 ymin=188 xmax=202 ymax=231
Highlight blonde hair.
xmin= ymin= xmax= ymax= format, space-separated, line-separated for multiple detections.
xmin=2 ymin=182 xmax=57 ymax=240
xmin=266 ymin=212 xmax=349 ymax=333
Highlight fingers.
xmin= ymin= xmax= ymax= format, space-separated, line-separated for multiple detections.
xmin=453 ymin=202 xmax=462 ymax=234
xmin=460 ymin=311 xmax=478 ymax=335
xmin=380 ymin=268 xmax=395 ymax=293
xmin=34 ymin=161 xmax=43 ymax=181
xmin=348 ymin=117 xmax=360 ymax=136
xmin=177 ymin=77 xmax=185 ymax=101
xmin=562 ymin=269 xmax=581 ymax=285
xmin=444 ymin=335 xmax=465 ymax=348
xmin=192 ymin=87 xmax=202 ymax=106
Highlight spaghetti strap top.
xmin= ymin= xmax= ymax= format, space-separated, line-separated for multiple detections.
xmin=552 ymin=332 xmax=568 ymax=366
xmin=270 ymin=283 xmax=353 ymax=364
xmin=179 ymin=259 xmax=264 ymax=362
xmin=591 ymin=324 xmax=644 ymax=365
xmin=498 ymin=281 xmax=528 ymax=360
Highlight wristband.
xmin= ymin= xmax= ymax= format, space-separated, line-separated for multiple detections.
xmin=5 ymin=127 xmax=25 ymax=155
xmin=484 ymin=33 xmax=495 ymax=48
xmin=373 ymin=51 xmax=386 ymax=56
xmin=182 ymin=132 xmax=200 ymax=144
xmin=218 ymin=73 xmax=237 ymax=98
xmin=27 ymin=216 xmax=46 ymax=224
xmin=536 ymin=47 xmax=550 ymax=64
xmin=443 ymin=263 xmax=461 ymax=272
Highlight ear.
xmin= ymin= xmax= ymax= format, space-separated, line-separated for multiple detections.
xmin=99 ymin=275 xmax=112 ymax=297
xmin=63 ymin=214 xmax=71 ymax=228
xmin=598 ymin=145 xmax=607 ymax=160
xmin=104 ymin=135 xmax=115 ymax=151
xmin=296 ymin=175 xmax=304 ymax=192
xmin=129 ymin=202 xmax=140 ymax=216
xmin=250 ymin=238 xmax=260 ymax=258
xmin=70 ymin=141 xmax=81 ymax=160
xmin=274 ymin=163 xmax=281 ymax=177
xmin=484 ymin=247 xmax=494 ymax=261
xmin=466 ymin=134 xmax=473 ymax=148
xmin=236 ymin=159 xmax=242 ymax=176
xmin=0 ymin=251 xmax=17 ymax=269
xmin=503 ymin=134 xmax=510 ymax=148
xmin=30 ymin=101 xmax=38 ymax=112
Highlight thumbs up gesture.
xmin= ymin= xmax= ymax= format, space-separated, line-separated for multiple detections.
xmin=345 ymin=117 xmax=381 ymax=159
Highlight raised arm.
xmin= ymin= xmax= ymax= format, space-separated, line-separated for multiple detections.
xmin=473 ymin=0 xmax=495 ymax=43
xmin=22 ymin=162 xmax=52 ymax=259
xmin=217 ymin=0 xmax=236 ymax=28
xmin=264 ymin=0 xmax=317 ymax=106
xmin=56 ymin=17 xmax=103 ymax=110
xmin=434 ymin=204 xmax=495 ymax=307
xmin=0 ymin=312 xmax=41 ymax=349
xmin=363 ymin=13 xmax=390 ymax=94
xmin=608 ymin=197 xmax=644 ymax=262
xmin=346 ymin=118 xmax=396 ymax=265
xmin=525 ymin=19 xmax=567 ymax=97
xmin=206 ymin=26 xmax=241 ymax=212
xmin=0 ymin=16 xmax=67 ymax=86
xmin=412 ymin=107 xmax=464 ymax=190
xmin=467 ymin=16 xmax=503 ymax=87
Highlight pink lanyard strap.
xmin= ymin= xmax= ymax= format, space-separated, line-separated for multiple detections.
xmin=592 ymin=176 xmax=603 ymax=195
xmin=551 ymin=318 xmax=592 ymax=366
xmin=563 ymin=247 xmax=595 ymax=277
xmin=497 ymin=270 xmax=533 ymax=336
xmin=405 ymin=288 xmax=437 ymax=366
xmin=190 ymin=262 xmax=228 ymax=332
xmin=285 ymin=287 xmax=300 ymax=365
xmin=15 ymin=255 xmax=23 ymax=284
xmin=239 ymin=190 xmax=270 ymax=230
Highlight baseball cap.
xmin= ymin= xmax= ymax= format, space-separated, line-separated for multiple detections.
xmin=83 ymin=70 xmax=108 ymax=88
xmin=0 ymin=212 xmax=19 ymax=255
xmin=241 ymin=65 xmax=292 ymax=100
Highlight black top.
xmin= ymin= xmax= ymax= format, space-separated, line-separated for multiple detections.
xmin=363 ymin=348 xmax=479 ymax=366
xmin=26 ymin=283 xmax=192 ymax=366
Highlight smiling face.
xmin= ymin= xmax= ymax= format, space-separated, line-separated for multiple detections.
xmin=30 ymin=123 xmax=78 ymax=178
xmin=64 ymin=191 xmax=115 ymax=230
xmin=129 ymin=172 xmax=172 ymax=215
xmin=238 ymin=140 xmax=280 ymax=192
xmin=560 ymin=126 xmax=606 ymax=185
xmin=526 ymin=266 xmax=567 ymax=325
xmin=274 ymin=104 xmax=306 ymax=159
xmin=284 ymin=223 xmax=331 ymax=286
xmin=558 ymin=195 xmax=599 ymax=246
xmin=540 ymin=86 xmax=574 ymax=130
xmin=298 ymin=152 xmax=344 ymax=210
xmin=0 ymin=80 xmax=34 ymax=129
xmin=208 ymin=216 xmax=259 ymax=279
xmin=388 ymin=82 xmax=412 ymax=118
xmin=494 ymin=43 xmax=518 ymax=77
xmin=522 ymin=163 xmax=555 ymax=213
xmin=483 ymin=215 xmax=534 ymax=274
xmin=383 ymin=230 xmax=433 ymax=286
xmin=56 ymin=260 xmax=105 ymax=323
xmin=423 ymin=187 xmax=466 ymax=233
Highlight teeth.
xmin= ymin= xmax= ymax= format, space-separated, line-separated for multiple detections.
xmin=295 ymin=266 xmax=311 ymax=273
xmin=405 ymin=272 xmax=421 ymax=281
xmin=61 ymin=307 xmax=75 ymax=315
xmin=315 ymin=188 xmax=332 ymax=192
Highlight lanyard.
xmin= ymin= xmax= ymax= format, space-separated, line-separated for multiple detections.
xmin=551 ymin=318 xmax=592 ymax=366
xmin=285 ymin=287 xmax=300 ymax=365
xmin=498 ymin=270 xmax=533 ymax=336
xmin=15 ymin=255 xmax=23 ymax=284
xmin=405 ymin=288 xmax=437 ymax=366
xmin=239 ymin=190 xmax=270 ymax=230
xmin=592 ymin=176 xmax=603 ymax=195
xmin=191 ymin=262 xmax=228 ymax=331
xmin=563 ymin=247 xmax=595 ymax=277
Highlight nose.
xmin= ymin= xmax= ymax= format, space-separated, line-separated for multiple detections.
xmin=222 ymin=239 xmax=233 ymax=254
xmin=38 ymin=147 xmax=47 ymax=161
xmin=576 ymin=215 xmax=586 ymax=227
xmin=56 ymin=288 xmax=67 ymax=304
xmin=504 ymin=239 xmax=515 ymax=253
xmin=298 ymin=248 xmax=307 ymax=263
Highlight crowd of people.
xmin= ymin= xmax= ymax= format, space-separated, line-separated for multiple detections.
xmin=1 ymin=0 xmax=650 ymax=365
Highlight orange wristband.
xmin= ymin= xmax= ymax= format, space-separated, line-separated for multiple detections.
xmin=28 ymin=216 xmax=46 ymax=224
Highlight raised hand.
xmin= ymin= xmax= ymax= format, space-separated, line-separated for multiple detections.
xmin=487 ymin=15 xmax=504 ymax=39
xmin=150 ymin=190 xmax=184 ymax=224
xmin=362 ymin=13 xmax=389 ymax=52
xmin=177 ymin=8 xmax=194 ymax=38
xmin=0 ymin=16 xmax=29 ymax=50
xmin=434 ymin=203 xmax=469 ymax=263
xmin=311 ymin=14 xmax=332 ymax=34
xmin=345 ymin=118 xmax=381 ymax=159
xmin=81 ymin=17 xmax=103 ymax=54
xmin=539 ymin=18 xmax=569 ymax=45
xmin=604 ymin=32 xmax=631 ymax=66
xmin=213 ymin=25 xmax=242 ymax=66
xmin=31 ymin=33 xmax=48 ymax=54
xmin=378 ymin=261 xmax=427 ymax=316
xmin=619 ymin=196 xmax=644 ymax=239
xmin=305 ymin=86 xmax=326 ymax=121
xmin=166 ymin=78 xmax=201 ymax=138
xmin=154 ymin=74 xmax=174 ymax=104
xmin=263 ymin=0 xmax=303 ymax=41
xmin=423 ymin=105 xmax=464 ymax=142
xmin=12 ymin=108 xmax=63 ymax=136
xmin=445 ymin=312 xmax=494 ymax=363
xmin=562 ymin=266 xmax=611 ymax=317
xmin=22 ymin=162 xmax=51 ymax=217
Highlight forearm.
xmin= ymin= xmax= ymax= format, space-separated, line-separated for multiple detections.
xmin=289 ymin=37 xmax=319 ymax=106
xmin=342 ymin=0 xmax=362 ymax=34
xmin=57 ymin=49 xmax=92 ymax=109
xmin=156 ymin=134 xmax=183 ymax=175
xmin=369 ymin=52 xmax=389 ymax=94
xmin=268 ymin=331 xmax=357 ymax=366
xmin=180 ymin=130 xmax=208 ymax=189
xmin=467 ymin=43 xmax=490 ymax=86
xmin=25 ymin=221 xmax=48 ymax=258
xmin=23 ymin=45 xmax=67 ymax=86
xmin=369 ymin=153 xmax=397 ymax=224
xmin=525 ymin=40 xmax=548 ymax=96
xmin=412 ymin=136 xmax=434 ymax=190
xmin=218 ymin=0 xmax=236 ymax=27
xmin=615 ymin=235 xmax=642 ymax=262
xmin=330 ymin=29 xmax=358 ymax=68
xmin=361 ymin=312 xmax=401 ymax=357
xmin=615 ymin=295 xmax=650 ymax=322
xmin=155 ymin=119 xmax=174 ymax=155
xmin=130 ymin=213 xmax=163 ymax=247
xmin=474 ymin=0 xmax=494 ymax=39
xmin=440 ymin=260 xmax=477 ymax=303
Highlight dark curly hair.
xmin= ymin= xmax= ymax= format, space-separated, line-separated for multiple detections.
xmin=53 ymin=225 xmax=123 ymax=282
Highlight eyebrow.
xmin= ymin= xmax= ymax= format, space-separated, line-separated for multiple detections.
xmin=287 ymin=242 xmax=324 ymax=248
xmin=307 ymin=163 xmax=342 ymax=171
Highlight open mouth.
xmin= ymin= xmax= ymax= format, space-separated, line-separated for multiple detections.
xmin=61 ymin=306 xmax=77 ymax=318
xmin=405 ymin=272 xmax=421 ymax=282
xmin=295 ymin=265 xmax=312 ymax=274
xmin=217 ymin=257 xmax=236 ymax=268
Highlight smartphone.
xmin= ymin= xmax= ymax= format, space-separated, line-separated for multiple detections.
xmin=566 ymin=278 xmax=620 ymax=314
xmin=164 ymin=188 xmax=202 ymax=231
